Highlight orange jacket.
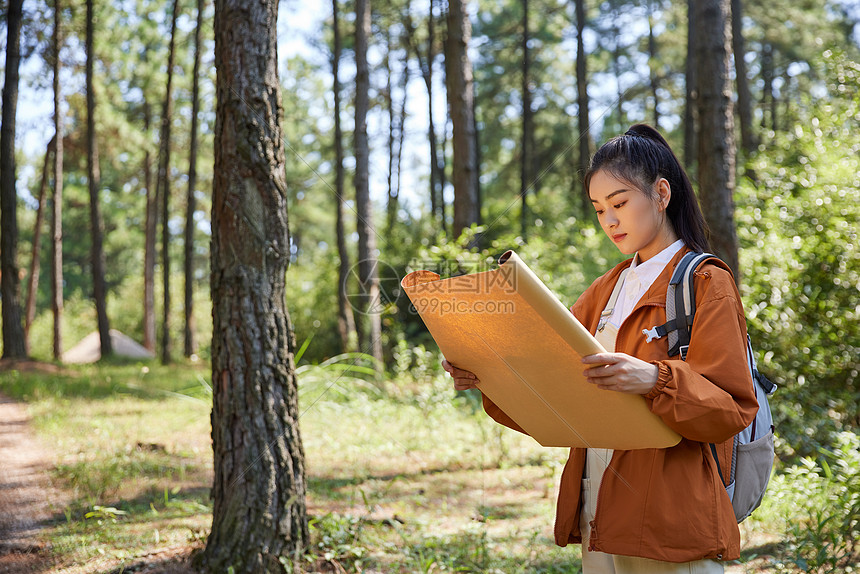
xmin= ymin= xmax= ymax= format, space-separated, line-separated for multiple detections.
xmin=481 ymin=248 xmax=759 ymax=562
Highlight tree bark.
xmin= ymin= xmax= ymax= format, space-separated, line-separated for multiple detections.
xmin=0 ymin=0 xmax=27 ymax=359
xmin=574 ymin=0 xmax=591 ymax=215
xmin=760 ymin=43 xmax=775 ymax=131
xmin=648 ymin=0 xmax=660 ymax=128
xmin=25 ymin=137 xmax=56 ymax=350
xmin=199 ymin=0 xmax=309 ymax=570
xmin=51 ymin=0 xmax=65 ymax=361
xmin=445 ymin=0 xmax=478 ymax=240
xmin=332 ymin=0 xmax=358 ymax=353
xmin=384 ymin=27 xmax=397 ymax=232
xmin=731 ymin=0 xmax=757 ymax=155
xmin=694 ymin=0 xmax=740 ymax=282
xmin=405 ymin=5 xmax=446 ymax=234
xmin=158 ymin=0 xmax=180 ymax=364
xmin=143 ymin=102 xmax=157 ymax=352
xmin=354 ymin=0 xmax=384 ymax=368
xmin=520 ymin=0 xmax=532 ymax=240
xmin=683 ymin=0 xmax=698 ymax=173
xmin=86 ymin=0 xmax=113 ymax=358
xmin=184 ymin=0 xmax=205 ymax=358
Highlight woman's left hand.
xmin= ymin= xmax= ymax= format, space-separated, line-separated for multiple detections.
xmin=582 ymin=352 xmax=659 ymax=395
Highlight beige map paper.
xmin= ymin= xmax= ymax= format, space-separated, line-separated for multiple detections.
xmin=401 ymin=250 xmax=681 ymax=449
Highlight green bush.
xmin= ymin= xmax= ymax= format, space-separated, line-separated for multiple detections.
xmin=765 ymin=431 xmax=860 ymax=572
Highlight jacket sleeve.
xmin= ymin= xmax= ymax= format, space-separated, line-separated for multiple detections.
xmin=643 ymin=269 xmax=759 ymax=444
xmin=480 ymin=393 xmax=530 ymax=435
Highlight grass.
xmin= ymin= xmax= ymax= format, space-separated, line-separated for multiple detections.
xmin=0 ymin=358 xmax=798 ymax=573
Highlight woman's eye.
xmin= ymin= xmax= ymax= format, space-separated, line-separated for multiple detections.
xmin=595 ymin=209 xmax=604 ymax=215
xmin=613 ymin=202 xmax=626 ymax=209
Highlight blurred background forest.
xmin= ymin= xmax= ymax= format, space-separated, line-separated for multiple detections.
xmin=0 ymin=0 xmax=858 ymax=571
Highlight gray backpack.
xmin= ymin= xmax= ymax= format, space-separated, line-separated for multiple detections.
xmin=643 ymin=252 xmax=777 ymax=523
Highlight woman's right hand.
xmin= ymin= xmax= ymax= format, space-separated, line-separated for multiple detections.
xmin=442 ymin=359 xmax=480 ymax=391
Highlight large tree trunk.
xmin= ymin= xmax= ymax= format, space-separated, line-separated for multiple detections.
xmin=0 ymin=0 xmax=27 ymax=359
xmin=184 ymin=0 xmax=204 ymax=358
xmin=683 ymin=0 xmax=698 ymax=173
xmin=158 ymin=0 xmax=180 ymax=364
xmin=199 ymin=1 xmax=309 ymax=571
xmin=86 ymin=0 xmax=113 ymax=358
xmin=731 ymin=0 xmax=756 ymax=155
xmin=694 ymin=0 xmax=740 ymax=282
xmin=520 ymin=0 xmax=532 ymax=240
xmin=143 ymin=102 xmax=157 ymax=352
xmin=445 ymin=0 xmax=478 ymax=240
xmin=51 ymin=0 xmax=65 ymax=361
xmin=354 ymin=0 xmax=384 ymax=368
xmin=332 ymin=0 xmax=358 ymax=353
xmin=25 ymin=137 xmax=55 ymax=350
xmin=574 ymin=0 xmax=591 ymax=215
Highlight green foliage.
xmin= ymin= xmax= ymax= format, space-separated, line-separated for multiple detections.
xmin=737 ymin=49 xmax=860 ymax=461
xmin=764 ymin=431 xmax=860 ymax=572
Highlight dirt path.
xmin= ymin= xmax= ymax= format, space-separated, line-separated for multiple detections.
xmin=0 ymin=392 xmax=63 ymax=573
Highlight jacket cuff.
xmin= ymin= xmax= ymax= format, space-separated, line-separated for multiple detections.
xmin=644 ymin=361 xmax=671 ymax=399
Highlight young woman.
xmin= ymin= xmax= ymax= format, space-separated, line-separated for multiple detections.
xmin=443 ymin=124 xmax=758 ymax=573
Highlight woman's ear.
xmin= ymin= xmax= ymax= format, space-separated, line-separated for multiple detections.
xmin=655 ymin=178 xmax=671 ymax=211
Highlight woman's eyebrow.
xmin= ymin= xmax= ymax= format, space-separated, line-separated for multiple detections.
xmin=590 ymin=189 xmax=629 ymax=203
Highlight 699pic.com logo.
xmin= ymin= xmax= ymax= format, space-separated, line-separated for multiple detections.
xmin=342 ymin=259 xmax=403 ymax=315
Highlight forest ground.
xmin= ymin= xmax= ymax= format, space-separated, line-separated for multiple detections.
xmin=0 ymin=360 xmax=783 ymax=574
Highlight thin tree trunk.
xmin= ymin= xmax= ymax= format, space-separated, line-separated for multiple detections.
xmin=762 ymin=44 xmax=776 ymax=131
xmin=427 ymin=0 xmax=446 ymax=233
xmin=385 ymin=27 xmax=397 ymax=232
xmin=25 ymin=137 xmax=56 ymax=350
xmin=158 ymin=0 xmax=180 ymax=365
xmin=445 ymin=0 xmax=478 ymax=240
xmin=405 ymin=5 xmax=445 ymax=234
xmin=694 ymin=0 xmax=740 ymax=282
xmin=143 ymin=102 xmax=157 ymax=352
xmin=611 ymin=18 xmax=624 ymax=130
xmin=86 ymin=0 xmax=112 ymax=359
xmin=472 ymin=79 xmax=482 ymax=229
xmin=520 ymin=0 xmax=532 ymax=240
xmin=199 ymin=0 xmax=309 ymax=569
xmin=332 ymin=0 xmax=358 ymax=353
xmin=0 ymin=0 xmax=27 ymax=359
xmin=648 ymin=0 xmax=660 ymax=128
xmin=355 ymin=0 xmax=384 ymax=368
xmin=574 ymin=0 xmax=591 ymax=215
xmin=184 ymin=0 xmax=205 ymax=358
xmin=393 ymin=46 xmax=409 ymax=230
xmin=731 ymin=0 xmax=756 ymax=155
xmin=51 ymin=0 xmax=65 ymax=361
xmin=683 ymin=0 xmax=698 ymax=173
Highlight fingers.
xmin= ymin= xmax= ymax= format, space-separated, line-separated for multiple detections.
xmin=441 ymin=359 xmax=480 ymax=390
xmin=582 ymin=353 xmax=659 ymax=395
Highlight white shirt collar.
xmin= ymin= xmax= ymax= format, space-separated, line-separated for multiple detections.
xmin=628 ymin=239 xmax=685 ymax=286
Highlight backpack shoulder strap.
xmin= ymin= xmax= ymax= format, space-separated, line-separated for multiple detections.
xmin=641 ymin=251 xmax=715 ymax=359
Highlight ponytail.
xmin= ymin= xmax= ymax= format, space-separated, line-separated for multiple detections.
xmin=584 ymin=124 xmax=711 ymax=253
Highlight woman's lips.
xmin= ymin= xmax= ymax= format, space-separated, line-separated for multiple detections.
xmin=612 ymin=233 xmax=627 ymax=243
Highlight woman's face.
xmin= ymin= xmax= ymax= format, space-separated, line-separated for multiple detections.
xmin=588 ymin=169 xmax=676 ymax=262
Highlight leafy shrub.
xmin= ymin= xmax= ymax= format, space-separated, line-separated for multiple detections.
xmin=736 ymin=49 xmax=860 ymax=461
xmin=766 ymin=431 xmax=860 ymax=572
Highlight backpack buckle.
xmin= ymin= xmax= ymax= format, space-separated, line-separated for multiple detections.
xmin=642 ymin=326 xmax=662 ymax=343
xmin=679 ymin=345 xmax=689 ymax=360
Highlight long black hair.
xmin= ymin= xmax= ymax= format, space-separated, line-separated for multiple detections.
xmin=584 ymin=123 xmax=710 ymax=253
